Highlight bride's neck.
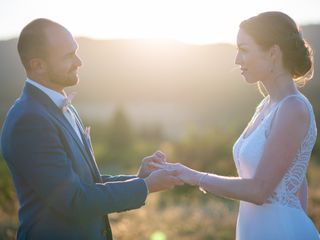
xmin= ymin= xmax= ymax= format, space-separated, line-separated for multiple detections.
xmin=261 ymin=73 xmax=298 ymax=104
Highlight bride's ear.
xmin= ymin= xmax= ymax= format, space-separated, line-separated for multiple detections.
xmin=269 ymin=44 xmax=282 ymax=63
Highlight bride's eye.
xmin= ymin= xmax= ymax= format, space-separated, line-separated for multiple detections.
xmin=237 ymin=46 xmax=247 ymax=53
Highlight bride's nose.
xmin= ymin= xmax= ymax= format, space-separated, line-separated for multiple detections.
xmin=235 ymin=52 xmax=242 ymax=65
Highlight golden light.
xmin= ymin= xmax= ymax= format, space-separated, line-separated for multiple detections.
xmin=73 ymin=0 xmax=243 ymax=44
xmin=1 ymin=0 xmax=320 ymax=44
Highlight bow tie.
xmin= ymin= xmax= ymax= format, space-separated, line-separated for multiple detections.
xmin=61 ymin=92 xmax=77 ymax=112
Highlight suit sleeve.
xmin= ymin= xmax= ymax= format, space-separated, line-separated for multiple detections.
xmin=101 ymin=174 xmax=138 ymax=183
xmin=8 ymin=113 xmax=148 ymax=221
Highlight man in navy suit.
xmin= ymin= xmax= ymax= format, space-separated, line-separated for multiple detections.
xmin=0 ymin=18 xmax=182 ymax=240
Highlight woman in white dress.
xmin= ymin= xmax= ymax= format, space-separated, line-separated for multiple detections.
xmin=154 ymin=12 xmax=319 ymax=240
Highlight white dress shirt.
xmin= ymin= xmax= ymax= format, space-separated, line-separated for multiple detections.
xmin=26 ymin=78 xmax=83 ymax=143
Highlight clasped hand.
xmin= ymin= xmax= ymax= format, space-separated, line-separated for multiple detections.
xmin=137 ymin=151 xmax=184 ymax=193
xmin=137 ymin=151 xmax=204 ymax=193
xmin=151 ymin=162 xmax=201 ymax=186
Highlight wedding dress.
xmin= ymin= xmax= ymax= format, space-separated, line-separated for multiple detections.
xmin=233 ymin=94 xmax=319 ymax=240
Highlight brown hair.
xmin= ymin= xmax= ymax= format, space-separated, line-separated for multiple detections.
xmin=17 ymin=18 xmax=65 ymax=70
xmin=240 ymin=11 xmax=314 ymax=85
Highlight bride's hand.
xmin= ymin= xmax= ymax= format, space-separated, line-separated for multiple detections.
xmin=151 ymin=162 xmax=201 ymax=186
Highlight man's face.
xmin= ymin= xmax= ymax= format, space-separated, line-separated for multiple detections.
xmin=44 ymin=27 xmax=82 ymax=88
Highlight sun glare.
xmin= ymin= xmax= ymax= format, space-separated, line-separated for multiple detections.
xmin=64 ymin=0 xmax=249 ymax=44
xmin=1 ymin=0 xmax=320 ymax=44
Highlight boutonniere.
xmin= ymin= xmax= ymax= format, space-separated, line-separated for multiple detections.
xmin=84 ymin=126 xmax=94 ymax=152
xmin=84 ymin=126 xmax=91 ymax=140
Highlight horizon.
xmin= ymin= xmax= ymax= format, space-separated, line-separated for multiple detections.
xmin=1 ymin=21 xmax=319 ymax=46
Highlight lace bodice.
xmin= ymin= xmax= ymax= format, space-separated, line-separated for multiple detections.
xmin=233 ymin=94 xmax=317 ymax=209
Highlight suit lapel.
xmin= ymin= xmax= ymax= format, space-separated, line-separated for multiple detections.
xmin=23 ymin=83 xmax=102 ymax=182
xmin=73 ymin=118 xmax=102 ymax=182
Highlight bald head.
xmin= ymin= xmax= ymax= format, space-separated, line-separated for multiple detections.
xmin=17 ymin=18 xmax=69 ymax=70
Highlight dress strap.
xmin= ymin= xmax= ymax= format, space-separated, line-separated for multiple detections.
xmin=277 ymin=94 xmax=304 ymax=106
xmin=274 ymin=94 xmax=312 ymax=117
xmin=265 ymin=94 xmax=311 ymax=137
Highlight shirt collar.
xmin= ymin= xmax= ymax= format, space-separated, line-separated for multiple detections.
xmin=26 ymin=78 xmax=66 ymax=109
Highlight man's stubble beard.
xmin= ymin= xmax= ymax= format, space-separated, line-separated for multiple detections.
xmin=47 ymin=70 xmax=79 ymax=88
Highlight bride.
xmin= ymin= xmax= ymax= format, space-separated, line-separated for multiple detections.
xmin=154 ymin=11 xmax=319 ymax=240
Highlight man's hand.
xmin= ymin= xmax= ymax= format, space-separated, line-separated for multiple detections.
xmin=150 ymin=162 xmax=201 ymax=186
xmin=144 ymin=169 xmax=184 ymax=193
xmin=137 ymin=151 xmax=167 ymax=178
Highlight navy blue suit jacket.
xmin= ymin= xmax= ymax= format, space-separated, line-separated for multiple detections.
xmin=1 ymin=82 xmax=148 ymax=240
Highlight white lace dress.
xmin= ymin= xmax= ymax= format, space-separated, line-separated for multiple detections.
xmin=233 ymin=94 xmax=319 ymax=240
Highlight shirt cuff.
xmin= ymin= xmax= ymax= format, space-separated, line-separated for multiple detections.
xmin=142 ymin=178 xmax=149 ymax=194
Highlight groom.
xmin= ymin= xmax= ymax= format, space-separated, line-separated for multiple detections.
xmin=0 ymin=18 xmax=182 ymax=240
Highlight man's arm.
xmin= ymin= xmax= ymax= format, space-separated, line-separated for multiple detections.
xmin=7 ymin=112 xmax=181 ymax=222
xmin=101 ymin=151 xmax=166 ymax=182
xmin=101 ymin=174 xmax=137 ymax=183
xmin=8 ymin=113 xmax=148 ymax=221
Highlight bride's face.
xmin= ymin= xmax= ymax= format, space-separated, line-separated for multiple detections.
xmin=235 ymin=29 xmax=272 ymax=84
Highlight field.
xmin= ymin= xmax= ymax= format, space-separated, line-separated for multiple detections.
xmin=1 ymin=125 xmax=319 ymax=240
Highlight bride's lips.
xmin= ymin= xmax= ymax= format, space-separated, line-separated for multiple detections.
xmin=69 ymin=68 xmax=79 ymax=74
xmin=240 ymin=68 xmax=247 ymax=75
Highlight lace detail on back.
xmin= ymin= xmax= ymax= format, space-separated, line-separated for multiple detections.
xmin=268 ymin=101 xmax=317 ymax=208
xmin=266 ymin=95 xmax=317 ymax=208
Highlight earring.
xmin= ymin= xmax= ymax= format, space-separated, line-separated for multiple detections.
xmin=269 ymin=65 xmax=274 ymax=74
xmin=269 ymin=61 xmax=276 ymax=74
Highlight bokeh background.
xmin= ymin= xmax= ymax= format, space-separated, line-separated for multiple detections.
xmin=1 ymin=1 xmax=320 ymax=239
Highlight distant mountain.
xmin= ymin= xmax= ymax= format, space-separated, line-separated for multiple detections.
xmin=1 ymin=25 xmax=319 ymax=136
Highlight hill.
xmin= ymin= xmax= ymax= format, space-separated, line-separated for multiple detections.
xmin=0 ymin=25 xmax=319 ymax=137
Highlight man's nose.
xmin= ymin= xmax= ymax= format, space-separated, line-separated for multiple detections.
xmin=75 ymin=54 xmax=82 ymax=67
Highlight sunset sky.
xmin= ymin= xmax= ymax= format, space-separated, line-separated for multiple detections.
xmin=1 ymin=0 xmax=320 ymax=44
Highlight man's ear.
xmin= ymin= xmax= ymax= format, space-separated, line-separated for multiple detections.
xmin=29 ymin=58 xmax=47 ymax=74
